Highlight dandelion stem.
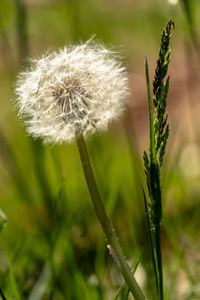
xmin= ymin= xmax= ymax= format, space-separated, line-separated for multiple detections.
xmin=76 ymin=133 xmax=146 ymax=300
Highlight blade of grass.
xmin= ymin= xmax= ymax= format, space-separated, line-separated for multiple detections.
xmin=155 ymin=224 xmax=163 ymax=300
xmin=162 ymin=214 xmax=195 ymax=284
xmin=31 ymin=139 xmax=54 ymax=218
xmin=3 ymin=232 xmax=21 ymax=300
xmin=66 ymin=0 xmax=82 ymax=42
xmin=181 ymin=0 xmax=200 ymax=54
xmin=143 ymin=189 xmax=159 ymax=296
xmin=14 ymin=0 xmax=28 ymax=61
xmin=0 ymin=129 xmax=33 ymax=205
xmin=28 ymin=263 xmax=51 ymax=300
xmin=113 ymin=258 xmax=141 ymax=300
xmin=0 ymin=287 xmax=6 ymax=300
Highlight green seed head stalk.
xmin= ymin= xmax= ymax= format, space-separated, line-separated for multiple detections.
xmin=143 ymin=18 xmax=174 ymax=300
xmin=144 ymin=18 xmax=174 ymax=226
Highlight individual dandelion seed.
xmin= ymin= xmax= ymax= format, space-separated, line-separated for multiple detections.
xmin=15 ymin=40 xmax=129 ymax=144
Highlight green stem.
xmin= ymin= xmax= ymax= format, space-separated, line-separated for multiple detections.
xmin=76 ymin=134 xmax=146 ymax=300
xmin=3 ymin=232 xmax=21 ymax=300
xmin=163 ymin=214 xmax=195 ymax=284
xmin=0 ymin=287 xmax=6 ymax=300
xmin=67 ymin=0 xmax=82 ymax=42
xmin=14 ymin=0 xmax=28 ymax=61
xmin=145 ymin=58 xmax=163 ymax=299
xmin=143 ymin=190 xmax=159 ymax=296
xmin=181 ymin=0 xmax=200 ymax=55
xmin=155 ymin=224 xmax=163 ymax=300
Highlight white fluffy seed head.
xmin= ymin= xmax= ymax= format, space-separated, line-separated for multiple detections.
xmin=15 ymin=41 xmax=129 ymax=144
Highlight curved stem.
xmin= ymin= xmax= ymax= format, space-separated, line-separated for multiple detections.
xmin=76 ymin=134 xmax=146 ymax=300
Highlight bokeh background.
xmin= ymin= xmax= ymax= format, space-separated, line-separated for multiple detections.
xmin=0 ymin=0 xmax=200 ymax=299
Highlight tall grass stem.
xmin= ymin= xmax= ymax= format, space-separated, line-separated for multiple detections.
xmin=155 ymin=224 xmax=163 ymax=300
xmin=143 ymin=190 xmax=159 ymax=296
xmin=15 ymin=0 xmax=28 ymax=61
xmin=0 ymin=287 xmax=6 ymax=300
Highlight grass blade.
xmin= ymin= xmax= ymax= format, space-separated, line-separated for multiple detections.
xmin=3 ymin=232 xmax=21 ymax=300
xmin=28 ymin=264 xmax=51 ymax=300
xmin=143 ymin=189 xmax=159 ymax=296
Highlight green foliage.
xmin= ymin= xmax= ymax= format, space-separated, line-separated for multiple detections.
xmin=1 ymin=1 xmax=200 ymax=299
xmin=143 ymin=19 xmax=174 ymax=300
xmin=144 ymin=18 xmax=174 ymax=225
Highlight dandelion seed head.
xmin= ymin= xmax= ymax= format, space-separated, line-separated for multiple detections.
xmin=15 ymin=41 xmax=129 ymax=144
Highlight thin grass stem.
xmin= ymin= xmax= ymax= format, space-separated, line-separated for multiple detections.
xmin=76 ymin=133 xmax=146 ymax=300
xmin=113 ymin=258 xmax=141 ymax=300
xmin=143 ymin=190 xmax=159 ymax=296
xmin=15 ymin=0 xmax=28 ymax=61
xmin=145 ymin=58 xmax=164 ymax=300
xmin=181 ymin=0 xmax=200 ymax=55
xmin=155 ymin=224 xmax=163 ymax=300
xmin=3 ymin=232 xmax=21 ymax=300
xmin=0 ymin=287 xmax=6 ymax=300
xmin=163 ymin=214 xmax=195 ymax=285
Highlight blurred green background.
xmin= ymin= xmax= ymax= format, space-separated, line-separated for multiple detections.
xmin=0 ymin=0 xmax=200 ymax=299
